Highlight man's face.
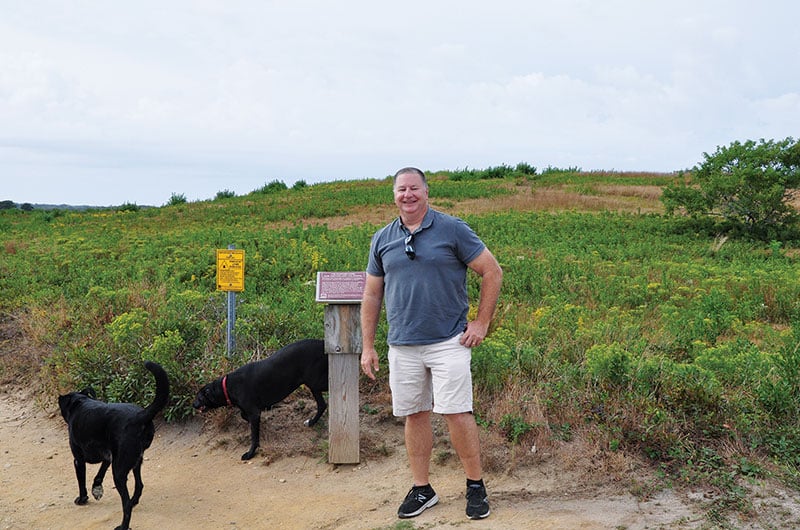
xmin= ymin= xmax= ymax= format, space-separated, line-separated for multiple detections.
xmin=393 ymin=172 xmax=428 ymax=217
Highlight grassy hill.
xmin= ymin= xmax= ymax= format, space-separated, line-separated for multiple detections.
xmin=2 ymin=167 xmax=800 ymax=523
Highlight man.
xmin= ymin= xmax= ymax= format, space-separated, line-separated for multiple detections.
xmin=360 ymin=167 xmax=503 ymax=520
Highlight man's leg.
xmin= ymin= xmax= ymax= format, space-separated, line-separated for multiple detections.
xmin=445 ymin=411 xmax=491 ymax=519
xmin=397 ymin=410 xmax=439 ymax=519
xmin=443 ymin=411 xmax=482 ymax=480
xmin=405 ymin=410 xmax=433 ymax=485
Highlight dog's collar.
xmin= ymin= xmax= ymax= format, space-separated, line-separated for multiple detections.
xmin=222 ymin=375 xmax=233 ymax=407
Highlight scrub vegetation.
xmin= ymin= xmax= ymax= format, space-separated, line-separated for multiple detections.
xmin=2 ymin=152 xmax=800 ymax=526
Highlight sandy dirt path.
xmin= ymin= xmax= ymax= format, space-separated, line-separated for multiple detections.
xmin=1 ymin=386 xmax=703 ymax=530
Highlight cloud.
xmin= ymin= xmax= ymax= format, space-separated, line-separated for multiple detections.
xmin=1 ymin=1 xmax=799 ymax=205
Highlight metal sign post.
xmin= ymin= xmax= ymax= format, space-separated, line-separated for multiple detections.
xmin=216 ymin=245 xmax=245 ymax=357
xmin=226 ymin=291 xmax=235 ymax=357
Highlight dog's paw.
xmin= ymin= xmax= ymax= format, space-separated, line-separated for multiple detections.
xmin=92 ymin=484 xmax=103 ymax=500
xmin=74 ymin=495 xmax=89 ymax=505
xmin=241 ymin=450 xmax=256 ymax=460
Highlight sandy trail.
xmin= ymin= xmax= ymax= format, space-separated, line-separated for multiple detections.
xmin=1 ymin=387 xmax=702 ymax=530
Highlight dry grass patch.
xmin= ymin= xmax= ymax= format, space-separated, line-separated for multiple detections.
xmin=270 ymin=179 xmax=668 ymax=233
xmin=445 ymin=183 xmax=665 ymax=217
xmin=595 ymin=184 xmax=663 ymax=200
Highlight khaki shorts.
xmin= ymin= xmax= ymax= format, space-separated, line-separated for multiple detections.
xmin=388 ymin=333 xmax=473 ymax=417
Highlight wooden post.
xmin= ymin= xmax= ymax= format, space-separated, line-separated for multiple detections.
xmin=324 ymin=304 xmax=361 ymax=464
xmin=316 ymin=271 xmax=365 ymax=464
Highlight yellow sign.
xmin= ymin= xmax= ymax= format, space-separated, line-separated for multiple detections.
xmin=216 ymin=249 xmax=245 ymax=291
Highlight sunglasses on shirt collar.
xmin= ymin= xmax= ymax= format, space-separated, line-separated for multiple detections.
xmin=404 ymin=234 xmax=416 ymax=260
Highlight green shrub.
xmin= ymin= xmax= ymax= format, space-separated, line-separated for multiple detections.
xmin=107 ymin=308 xmax=150 ymax=357
xmin=757 ymin=335 xmax=800 ymax=421
xmin=515 ymin=162 xmax=537 ymax=176
xmin=256 ymin=179 xmax=288 ymax=194
xmin=499 ymin=414 xmax=536 ymax=444
xmin=117 ymin=202 xmax=139 ymax=212
xmin=585 ymin=343 xmax=632 ymax=389
xmin=471 ymin=327 xmax=516 ymax=392
xmin=167 ymin=193 xmax=188 ymax=206
xmin=214 ymin=189 xmax=236 ymax=200
xmin=662 ymin=137 xmax=800 ymax=240
xmin=693 ymin=339 xmax=773 ymax=387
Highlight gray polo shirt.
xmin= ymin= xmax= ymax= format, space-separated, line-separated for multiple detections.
xmin=366 ymin=208 xmax=485 ymax=345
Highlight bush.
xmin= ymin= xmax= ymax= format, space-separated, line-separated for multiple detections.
xmin=215 ymin=189 xmax=236 ymax=200
xmin=446 ymin=163 xmax=528 ymax=181
xmin=662 ymin=137 xmax=800 ymax=240
xmin=117 ymin=202 xmax=139 ymax=212
xmin=256 ymin=179 xmax=288 ymax=194
xmin=585 ymin=342 xmax=632 ymax=389
xmin=471 ymin=327 xmax=516 ymax=392
xmin=515 ymin=162 xmax=537 ymax=176
xmin=167 ymin=193 xmax=188 ymax=206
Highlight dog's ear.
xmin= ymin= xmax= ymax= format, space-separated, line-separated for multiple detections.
xmin=80 ymin=387 xmax=97 ymax=399
xmin=58 ymin=394 xmax=74 ymax=418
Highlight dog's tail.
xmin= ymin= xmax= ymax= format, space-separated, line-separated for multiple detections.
xmin=140 ymin=361 xmax=170 ymax=422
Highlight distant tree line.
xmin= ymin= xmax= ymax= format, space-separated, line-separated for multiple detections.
xmin=0 ymin=200 xmax=125 ymax=212
xmin=1 ymin=200 xmax=34 ymax=211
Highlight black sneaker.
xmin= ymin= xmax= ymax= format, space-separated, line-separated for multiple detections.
xmin=397 ymin=484 xmax=439 ymax=518
xmin=466 ymin=483 xmax=490 ymax=519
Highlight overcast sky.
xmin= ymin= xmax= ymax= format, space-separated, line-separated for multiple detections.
xmin=2 ymin=1 xmax=798 ymax=206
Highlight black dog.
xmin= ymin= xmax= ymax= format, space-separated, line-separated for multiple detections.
xmin=193 ymin=338 xmax=328 ymax=460
xmin=59 ymin=361 xmax=169 ymax=530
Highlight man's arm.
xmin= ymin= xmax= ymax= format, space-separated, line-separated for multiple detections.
xmin=360 ymin=273 xmax=385 ymax=379
xmin=462 ymin=248 xmax=503 ymax=347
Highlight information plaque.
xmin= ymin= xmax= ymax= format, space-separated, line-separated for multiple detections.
xmin=315 ymin=271 xmax=365 ymax=303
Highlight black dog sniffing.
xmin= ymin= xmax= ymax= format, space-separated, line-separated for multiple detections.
xmin=193 ymin=338 xmax=328 ymax=460
xmin=59 ymin=361 xmax=169 ymax=530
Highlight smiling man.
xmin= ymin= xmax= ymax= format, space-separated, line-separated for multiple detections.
xmin=360 ymin=166 xmax=503 ymax=520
